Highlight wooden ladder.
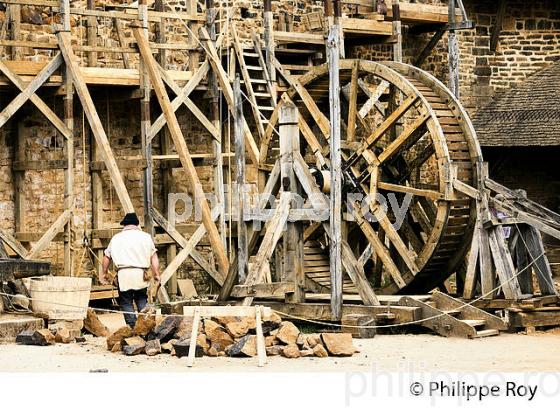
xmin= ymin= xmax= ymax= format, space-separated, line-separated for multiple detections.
xmin=231 ymin=25 xmax=276 ymax=142
xmin=399 ymin=291 xmax=508 ymax=338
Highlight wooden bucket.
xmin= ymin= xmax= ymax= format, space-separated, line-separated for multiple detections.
xmin=29 ymin=276 xmax=92 ymax=320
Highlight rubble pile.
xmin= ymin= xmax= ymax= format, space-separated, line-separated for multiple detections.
xmin=105 ymin=308 xmax=358 ymax=359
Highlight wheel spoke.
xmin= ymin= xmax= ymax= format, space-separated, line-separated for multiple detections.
xmin=347 ymin=61 xmax=359 ymax=142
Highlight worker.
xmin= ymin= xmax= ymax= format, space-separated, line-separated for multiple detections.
xmin=100 ymin=212 xmax=160 ymax=327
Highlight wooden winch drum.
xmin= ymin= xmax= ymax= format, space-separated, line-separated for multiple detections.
xmin=260 ymin=59 xmax=483 ymax=295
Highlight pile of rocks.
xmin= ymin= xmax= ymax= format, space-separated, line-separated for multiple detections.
xmin=106 ymin=308 xmax=358 ymax=359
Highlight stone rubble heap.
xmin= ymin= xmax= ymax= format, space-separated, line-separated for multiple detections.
xmin=105 ymin=307 xmax=358 ymax=359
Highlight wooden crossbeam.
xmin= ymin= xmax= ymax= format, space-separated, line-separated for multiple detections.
xmin=242 ymin=192 xmax=291 ymax=306
xmin=150 ymin=207 xmax=223 ymax=285
xmin=0 ymin=56 xmax=71 ymax=139
xmin=26 ymin=210 xmax=72 ymax=259
xmin=57 ymin=31 xmax=134 ymax=213
xmin=272 ymin=58 xmax=331 ymax=139
xmin=156 ymin=64 xmax=218 ymax=139
xmin=358 ymin=78 xmax=387 ymax=118
xmin=133 ymin=26 xmax=229 ymax=278
xmin=377 ymin=112 xmax=430 ymax=164
xmin=346 ymin=60 xmax=359 ymax=142
xmin=0 ymin=53 xmax=62 ymax=129
xmin=352 ymin=208 xmax=407 ymax=289
xmin=157 ymin=206 xmax=220 ymax=302
xmin=341 ymin=240 xmax=380 ymax=305
xmin=0 ymin=229 xmax=28 ymax=258
xmin=148 ymin=60 xmax=210 ymax=141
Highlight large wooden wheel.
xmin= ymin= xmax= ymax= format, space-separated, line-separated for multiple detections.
xmin=261 ymin=59 xmax=482 ymax=295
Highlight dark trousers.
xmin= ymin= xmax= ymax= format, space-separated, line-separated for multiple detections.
xmin=119 ymin=288 xmax=148 ymax=328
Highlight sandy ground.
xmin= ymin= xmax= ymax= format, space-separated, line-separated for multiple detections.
xmin=1 ymin=332 xmax=560 ymax=372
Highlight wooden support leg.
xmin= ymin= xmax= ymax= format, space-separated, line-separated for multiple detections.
xmin=255 ymin=306 xmax=267 ymax=367
xmin=186 ymin=307 xmax=201 ymax=367
xmin=522 ymin=225 xmax=557 ymax=296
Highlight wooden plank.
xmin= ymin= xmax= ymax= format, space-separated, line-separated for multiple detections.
xmin=273 ymin=31 xmax=325 ymax=45
xmin=26 ymin=210 xmax=72 ymax=259
xmin=231 ymin=282 xmax=296 ymax=298
xmin=488 ymin=228 xmax=522 ymax=300
xmin=0 ymin=230 xmax=27 ymax=258
xmin=341 ymin=17 xmax=393 ymax=36
xmin=462 ymin=228 xmax=480 ymax=299
xmin=57 ymin=31 xmax=134 ymax=213
xmin=183 ymin=305 xmax=272 ymax=317
xmin=133 ymin=26 xmax=229 ymax=278
xmin=358 ymin=79 xmax=388 ymax=119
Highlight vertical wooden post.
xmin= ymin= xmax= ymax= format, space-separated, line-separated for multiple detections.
xmin=477 ymin=162 xmax=495 ymax=298
xmin=263 ymin=0 xmax=276 ymax=100
xmin=327 ymin=6 xmax=343 ymax=320
xmin=333 ymin=0 xmax=345 ymax=58
xmin=139 ymin=0 xmax=154 ymax=235
xmin=155 ymin=0 xmax=167 ymax=68
xmin=61 ymin=0 xmax=74 ymax=276
xmin=279 ymin=100 xmax=305 ymax=303
xmin=206 ymin=0 xmax=226 ymax=248
xmin=14 ymin=119 xmax=25 ymax=242
xmin=392 ymin=1 xmax=402 ymax=63
xmin=87 ymin=0 xmax=97 ymax=67
xmin=448 ymin=0 xmax=460 ymax=97
xmin=187 ymin=0 xmax=200 ymax=73
xmin=234 ymin=75 xmax=248 ymax=284
xmin=9 ymin=4 xmax=21 ymax=60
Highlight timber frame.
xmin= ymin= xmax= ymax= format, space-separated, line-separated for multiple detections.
xmin=1 ymin=0 xmax=558 ymax=328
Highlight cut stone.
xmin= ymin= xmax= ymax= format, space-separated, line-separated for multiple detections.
xmin=300 ymin=348 xmax=315 ymax=357
xmin=281 ymin=344 xmax=301 ymax=358
xmin=226 ymin=320 xmax=250 ymax=338
xmin=174 ymin=317 xmax=194 ymax=339
xmin=16 ymin=329 xmax=55 ymax=346
xmin=55 ymin=328 xmax=73 ymax=343
xmin=173 ymin=337 xmax=204 ymax=358
xmin=84 ymin=308 xmax=109 ymax=337
xmin=313 ymin=344 xmax=328 ymax=358
xmin=276 ymin=321 xmax=300 ymax=344
xmin=122 ymin=336 xmax=146 ymax=356
xmin=111 ymin=341 xmax=122 ymax=352
xmin=134 ymin=307 xmax=156 ymax=337
xmin=306 ymin=333 xmax=322 ymax=348
xmin=106 ymin=326 xmax=134 ymax=350
xmin=204 ymin=319 xmax=233 ymax=351
xmin=261 ymin=312 xmax=282 ymax=334
xmin=153 ymin=315 xmax=182 ymax=342
xmin=225 ymin=335 xmax=255 ymax=357
xmin=321 ymin=333 xmax=355 ymax=356
xmin=265 ymin=335 xmax=276 ymax=347
xmin=145 ymin=339 xmax=161 ymax=356
xmin=265 ymin=345 xmax=283 ymax=356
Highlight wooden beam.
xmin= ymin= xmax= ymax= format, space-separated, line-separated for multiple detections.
xmin=490 ymin=0 xmax=507 ymax=52
xmin=327 ymin=22 xmax=343 ymax=321
xmin=341 ymin=241 xmax=379 ymax=305
xmin=133 ymin=26 xmax=229 ymax=278
xmin=26 ymin=210 xmax=72 ymax=259
xmin=414 ymin=27 xmax=445 ymax=66
xmin=0 ymin=229 xmax=27 ymax=258
xmin=57 ymin=31 xmax=134 ymax=213
xmin=157 ymin=207 xmax=221 ymax=302
xmin=231 ymin=282 xmax=295 ymax=298
xmin=150 ymin=207 xmax=222 ymax=285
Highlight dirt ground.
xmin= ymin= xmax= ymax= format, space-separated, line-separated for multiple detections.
xmin=1 ymin=332 xmax=560 ymax=372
